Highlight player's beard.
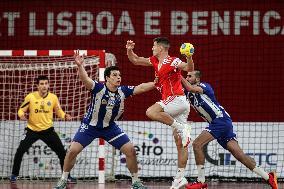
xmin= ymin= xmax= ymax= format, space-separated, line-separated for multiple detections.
xmin=39 ymin=88 xmax=48 ymax=96
xmin=189 ymin=79 xmax=197 ymax=85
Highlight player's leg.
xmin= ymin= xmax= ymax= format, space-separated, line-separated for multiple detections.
xmin=10 ymin=128 xmax=39 ymax=182
xmin=170 ymin=129 xmax=188 ymax=189
xmin=192 ymin=131 xmax=214 ymax=170
xmin=186 ymin=130 xmax=214 ymax=189
xmin=54 ymin=123 xmax=96 ymax=189
xmin=146 ymin=96 xmax=189 ymax=128
xmin=146 ymin=96 xmax=191 ymax=147
xmin=40 ymin=128 xmax=76 ymax=183
xmin=53 ymin=142 xmax=83 ymax=189
xmin=105 ymin=124 xmax=147 ymax=189
xmin=170 ymin=107 xmax=190 ymax=189
xmin=40 ymin=128 xmax=66 ymax=171
xmin=120 ymin=142 xmax=147 ymax=189
xmin=216 ymin=118 xmax=278 ymax=189
xmin=174 ymin=129 xmax=188 ymax=170
xmin=146 ymin=102 xmax=175 ymax=125
xmin=227 ymin=139 xmax=256 ymax=170
xmin=63 ymin=142 xmax=83 ymax=174
xmin=227 ymin=140 xmax=278 ymax=189
xmin=120 ymin=142 xmax=138 ymax=178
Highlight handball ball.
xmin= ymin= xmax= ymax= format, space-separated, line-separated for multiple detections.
xmin=180 ymin=43 xmax=194 ymax=57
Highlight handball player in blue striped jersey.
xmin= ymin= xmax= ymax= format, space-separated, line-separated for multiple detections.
xmin=54 ymin=50 xmax=155 ymax=189
xmin=182 ymin=70 xmax=278 ymax=189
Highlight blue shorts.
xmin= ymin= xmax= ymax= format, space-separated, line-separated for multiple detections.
xmin=206 ymin=118 xmax=237 ymax=149
xmin=73 ymin=122 xmax=130 ymax=150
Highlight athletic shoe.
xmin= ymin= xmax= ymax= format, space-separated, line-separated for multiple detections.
xmin=9 ymin=175 xmax=17 ymax=183
xmin=180 ymin=124 xmax=191 ymax=148
xmin=67 ymin=176 xmax=77 ymax=184
xmin=170 ymin=177 xmax=188 ymax=189
xmin=53 ymin=178 xmax=67 ymax=189
xmin=186 ymin=180 xmax=208 ymax=189
xmin=131 ymin=181 xmax=148 ymax=189
xmin=267 ymin=172 xmax=278 ymax=189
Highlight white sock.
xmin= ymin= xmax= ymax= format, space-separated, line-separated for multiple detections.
xmin=197 ymin=165 xmax=205 ymax=183
xmin=131 ymin=173 xmax=140 ymax=184
xmin=175 ymin=168 xmax=185 ymax=179
xmin=253 ymin=167 xmax=269 ymax=180
xmin=170 ymin=120 xmax=184 ymax=130
xmin=61 ymin=171 xmax=69 ymax=180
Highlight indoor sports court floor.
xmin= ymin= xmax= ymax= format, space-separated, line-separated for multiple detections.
xmin=0 ymin=181 xmax=283 ymax=189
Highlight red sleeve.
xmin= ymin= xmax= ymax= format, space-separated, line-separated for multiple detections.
xmin=149 ymin=56 xmax=157 ymax=66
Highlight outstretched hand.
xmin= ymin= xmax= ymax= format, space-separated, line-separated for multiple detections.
xmin=65 ymin=113 xmax=72 ymax=121
xmin=74 ymin=50 xmax=84 ymax=66
xmin=126 ymin=40 xmax=135 ymax=50
xmin=19 ymin=115 xmax=28 ymax=121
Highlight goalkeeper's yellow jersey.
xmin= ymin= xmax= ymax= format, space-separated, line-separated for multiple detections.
xmin=18 ymin=91 xmax=65 ymax=132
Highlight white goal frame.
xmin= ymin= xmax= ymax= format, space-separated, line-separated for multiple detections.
xmin=0 ymin=50 xmax=107 ymax=183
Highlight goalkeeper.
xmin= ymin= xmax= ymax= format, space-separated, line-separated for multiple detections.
xmin=10 ymin=75 xmax=76 ymax=184
xmin=182 ymin=70 xmax=278 ymax=189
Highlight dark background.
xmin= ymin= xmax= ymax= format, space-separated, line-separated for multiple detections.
xmin=1 ymin=0 xmax=283 ymax=122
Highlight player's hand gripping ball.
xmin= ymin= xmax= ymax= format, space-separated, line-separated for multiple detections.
xmin=180 ymin=43 xmax=194 ymax=57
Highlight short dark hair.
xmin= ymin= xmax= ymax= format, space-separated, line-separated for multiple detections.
xmin=153 ymin=37 xmax=170 ymax=50
xmin=36 ymin=75 xmax=49 ymax=84
xmin=194 ymin=70 xmax=202 ymax=78
xmin=104 ymin=66 xmax=120 ymax=80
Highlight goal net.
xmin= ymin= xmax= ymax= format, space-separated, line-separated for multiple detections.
xmin=0 ymin=50 xmax=118 ymax=180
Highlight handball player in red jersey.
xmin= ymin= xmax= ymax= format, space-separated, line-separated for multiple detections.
xmin=126 ymin=37 xmax=194 ymax=189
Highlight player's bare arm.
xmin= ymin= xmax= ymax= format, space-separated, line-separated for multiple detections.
xmin=54 ymin=102 xmax=72 ymax=121
xmin=178 ymin=56 xmax=194 ymax=72
xmin=126 ymin=40 xmax=152 ymax=66
xmin=133 ymin=82 xmax=155 ymax=95
xmin=74 ymin=50 xmax=94 ymax=90
xmin=181 ymin=77 xmax=203 ymax=93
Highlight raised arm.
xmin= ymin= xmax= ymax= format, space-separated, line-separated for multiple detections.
xmin=178 ymin=56 xmax=194 ymax=72
xmin=126 ymin=40 xmax=152 ymax=66
xmin=181 ymin=77 xmax=203 ymax=93
xmin=133 ymin=82 xmax=155 ymax=95
xmin=74 ymin=50 xmax=94 ymax=90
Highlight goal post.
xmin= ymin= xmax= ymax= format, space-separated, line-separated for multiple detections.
xmin=0 ymin=50 xmax=111 ymax=182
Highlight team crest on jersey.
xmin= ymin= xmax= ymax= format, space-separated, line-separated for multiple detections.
xmin=47 ymin=101 xmax=51 ymax=106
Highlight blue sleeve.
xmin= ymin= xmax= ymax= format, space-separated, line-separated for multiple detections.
xmin=91 ymin=81 xmax=104 ymax=94
xmin=199 ymin=82 xmax=214 ymax=96
xmin=120 ymin=85 xmax=135 ymax=98
xmin=184 ymin=89 xmax=189 ymax=96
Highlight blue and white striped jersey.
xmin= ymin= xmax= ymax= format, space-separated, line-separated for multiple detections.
xmin=82 ymin=81 xmax=134 ymax=128
xmin=185 ymin=82 xmax=230 ymax=123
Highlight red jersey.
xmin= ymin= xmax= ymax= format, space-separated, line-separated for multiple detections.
xmin=149 ymin=55 xmax=184 ymax=100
